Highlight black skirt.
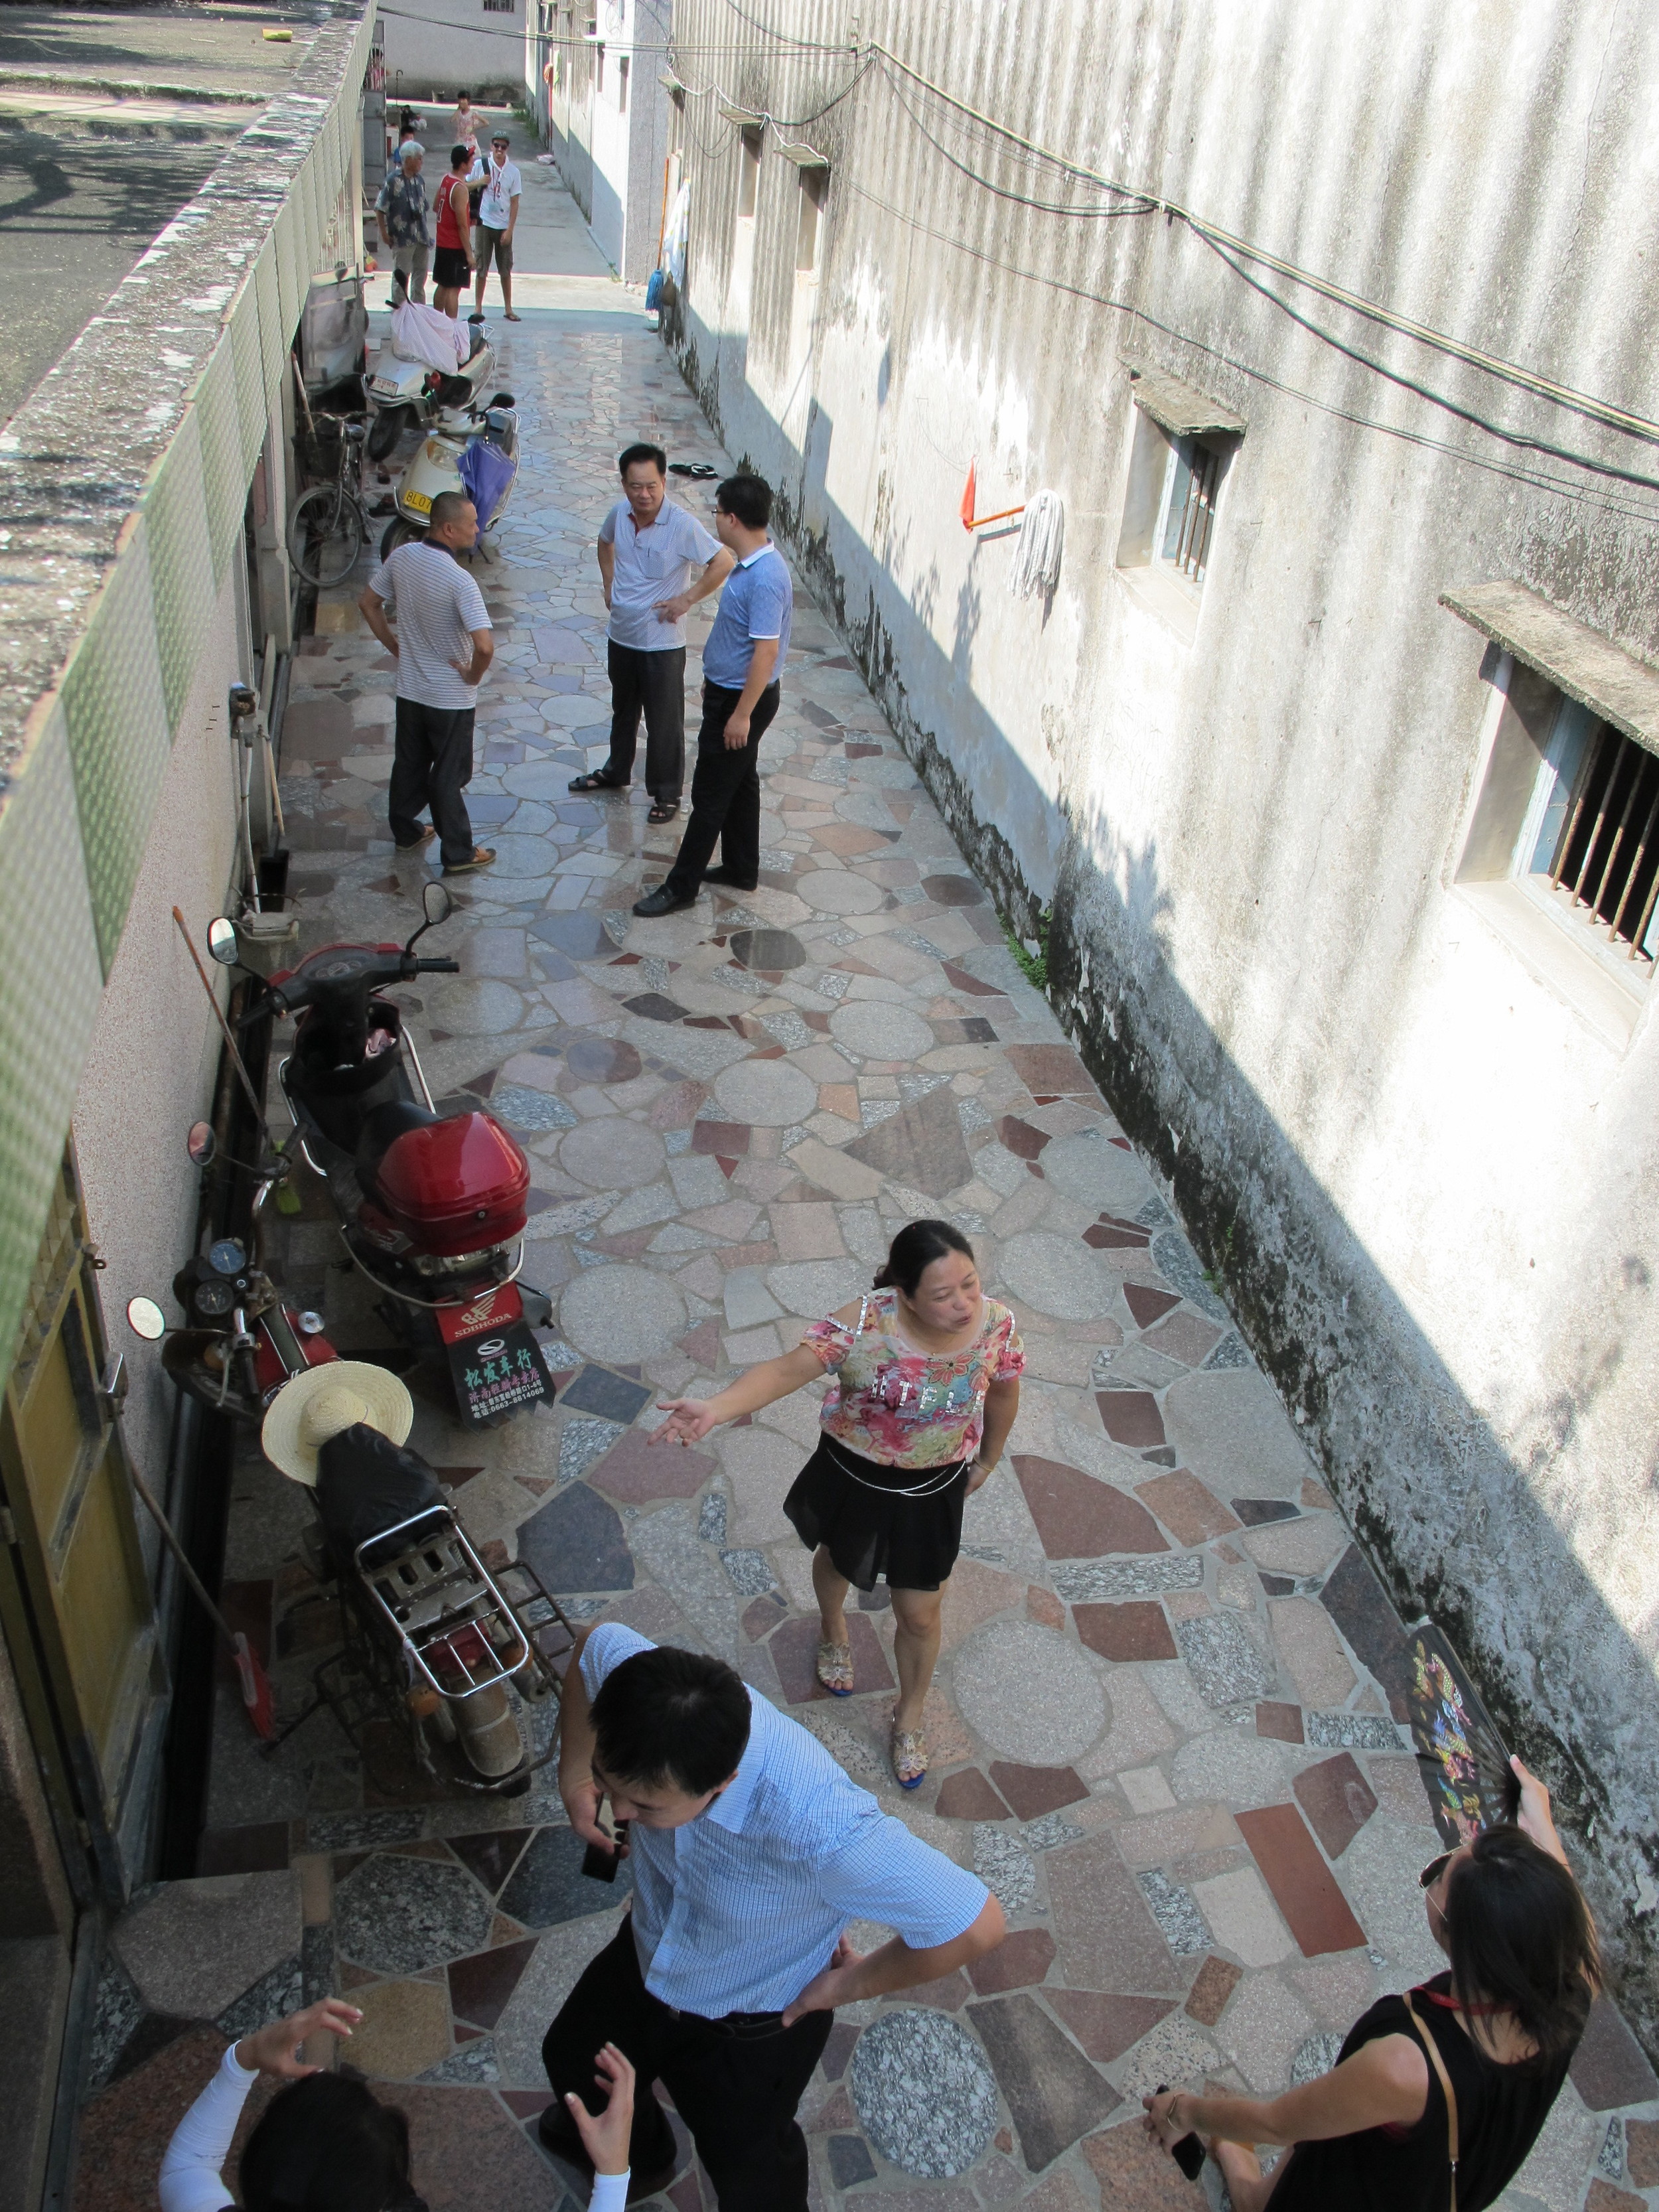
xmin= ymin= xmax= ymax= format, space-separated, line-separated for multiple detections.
xmin=782 ymin=1435 xmax=969 ymax=1593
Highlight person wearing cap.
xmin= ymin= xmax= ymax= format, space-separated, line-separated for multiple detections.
xmin=376 ymin=142 xmax=431 ymax=307
xmin=469 ymin=131 xmax=522 ymax=320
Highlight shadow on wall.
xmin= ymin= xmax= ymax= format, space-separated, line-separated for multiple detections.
xmin=667 ymin=311 xmax=1659 ymax=2053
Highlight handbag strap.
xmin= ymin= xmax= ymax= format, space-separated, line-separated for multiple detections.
xmin=1402 ymin=1991 xmax=1459 ymax=2212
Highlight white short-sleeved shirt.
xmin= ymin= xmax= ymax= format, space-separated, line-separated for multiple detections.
xmin=581 ymin=1621 xmax=989 ymax=2016
xmin=599 ymin=497 xmax=722 ymax=652
xmin=469 ymin=154 xmax=521 ymax=229
xmin=368 ymin=541 xmax=491 ymax=710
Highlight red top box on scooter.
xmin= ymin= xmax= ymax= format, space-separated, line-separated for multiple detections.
xmin=373 ymin=1110 xmax=530 ymax=1254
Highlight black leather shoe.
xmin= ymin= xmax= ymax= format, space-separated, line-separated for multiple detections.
xmin=632 ymin=884 xmax=695 ymax=917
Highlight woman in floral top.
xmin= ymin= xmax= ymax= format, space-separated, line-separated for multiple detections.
xmin=652 ymin=1221 xmax=1024 ymax=1786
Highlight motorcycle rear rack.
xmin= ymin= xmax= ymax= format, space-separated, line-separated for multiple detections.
xmin=355 ymin=1503 xmax=542 ymax=1702
xmin=268 ymin=1543 xmax=578 ymax=1796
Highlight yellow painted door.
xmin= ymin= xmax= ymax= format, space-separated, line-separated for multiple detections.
xmin=0 ymin=1152 xmax=163 ymax=1901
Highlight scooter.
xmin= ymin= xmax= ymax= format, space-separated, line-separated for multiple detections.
xmin=274 ymin=1416 xmax=575 ymax=1794
xmin=212 ymin=885 xmax=559 ymax=1427
xmin=380 ymin=392 xmax=519 ymax=560
xmin=125 ymin=1126 xmax=340 ymax=1423
xmin=365 ymin=314 xmax=500 ymax=461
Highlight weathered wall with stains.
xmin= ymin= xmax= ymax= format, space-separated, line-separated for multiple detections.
xmin=662 ymin=0 xmax=1659 ymax=2030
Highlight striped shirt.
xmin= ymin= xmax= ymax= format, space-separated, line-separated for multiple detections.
xmin=367 ymin=540 xmax=491 ymax=709
xmin=581 ymin=1623 xmax=989 ymax=2017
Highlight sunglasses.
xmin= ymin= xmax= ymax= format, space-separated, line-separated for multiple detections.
xmin=1418 ymin=1852 xmax=1453 ymax=1891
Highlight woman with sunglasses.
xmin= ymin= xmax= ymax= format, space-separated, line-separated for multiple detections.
xmin=1143 ymin=1758 xmax=1600 ymax=2211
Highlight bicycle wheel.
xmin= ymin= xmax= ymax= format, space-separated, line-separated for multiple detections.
xmin=288 ymin=482 xmax=366 ymax=589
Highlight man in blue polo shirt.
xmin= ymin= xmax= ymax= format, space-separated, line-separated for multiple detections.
xmin=538 ymin=1625 xmax=1003 ymax=2208
xmin=632 ymin=473 xmax=792 ymax=916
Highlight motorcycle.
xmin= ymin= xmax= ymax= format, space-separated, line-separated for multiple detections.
xmin=269 ymin=1400 xmax=575 ymax=1795
xmin=379 ymin=392 xmax=519 ymax=561
xmin=364 ymin=311 xmax=500 ymax=461
xmin=125 ymin=1125 xmax=340 ymax=1423
xmin=211 ymin=884 xmax=559 ymax=1428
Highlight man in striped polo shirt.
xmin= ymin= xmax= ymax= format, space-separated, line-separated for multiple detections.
xmin=539 ymin=1624 xmax=1005 ymax=2207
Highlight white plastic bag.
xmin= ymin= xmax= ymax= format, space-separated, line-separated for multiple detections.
xmin=390 ymin=298 xmax=469 ymax=373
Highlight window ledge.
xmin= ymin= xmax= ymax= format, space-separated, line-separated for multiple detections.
xmin=1441 ymin=581 xmax=1659 ymax=758
xmin=1455 ymin=878 xmax=1648 ymax=1051
xmin=1116 ymin=560 xmax=1200 ymax=643
xmin=1122 ymin=358 xmax=1246 ymax=440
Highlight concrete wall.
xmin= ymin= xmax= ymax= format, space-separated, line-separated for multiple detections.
xmin=663 ymin=0 xmax=1659 ymax=2035
xmin=72 ymin=563 xmax=244 ymax=1530
xmin=541 ymin=0 xmax=670 ymax=279
xmin=382 ymin=0 xmax=528 ymax=104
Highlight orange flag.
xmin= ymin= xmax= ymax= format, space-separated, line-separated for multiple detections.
xmin=960 ymin=457 xmax=977 ymax=532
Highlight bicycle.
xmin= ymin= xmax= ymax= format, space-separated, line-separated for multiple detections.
xmin=287 ymin=415 xmax=371 ymax=589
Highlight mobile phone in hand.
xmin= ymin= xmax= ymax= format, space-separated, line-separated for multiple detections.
xmin=1155 ymin=2086 xmax=1205 ymax=2180
xmin=582 ymin=1819 xmax=628 ymax=1882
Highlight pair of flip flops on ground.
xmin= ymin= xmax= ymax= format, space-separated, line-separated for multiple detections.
xmin=816 ymin=1641 xmax=928 ymax=1789
xmin=568 ymin=769 xmax=678 ymax=822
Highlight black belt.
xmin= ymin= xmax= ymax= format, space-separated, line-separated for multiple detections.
xmin=661 ymin=2001 xmax=791 ymax=2041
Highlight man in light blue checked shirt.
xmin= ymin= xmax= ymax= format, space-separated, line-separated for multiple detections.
xmin=538 ymin=1621 xmax=1005 ymax=2207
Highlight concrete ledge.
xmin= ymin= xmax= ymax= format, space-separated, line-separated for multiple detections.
xmin=1441 ymin=578 xmax=1659 ymax=757
xmin=1122 ymin=359 xmax=1246 ymax=439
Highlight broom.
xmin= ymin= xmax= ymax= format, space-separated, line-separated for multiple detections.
xmin=129 ymin=1463 xmax=275 ymax=1740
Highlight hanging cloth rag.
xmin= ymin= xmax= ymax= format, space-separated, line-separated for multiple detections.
xmin=663 ymin=181 xmax=690 ymax=287
xmin=1008 ymin=490 xmax=1064 ymax=598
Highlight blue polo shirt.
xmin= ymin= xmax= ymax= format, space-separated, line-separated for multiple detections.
xmin=703 ymin=542 xmax=792 ymax=690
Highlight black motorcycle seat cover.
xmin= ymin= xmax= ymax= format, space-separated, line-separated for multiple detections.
xmin=317 ymin=1423 xmax=445 ymax=1561
xmin=356 ymin=1098 xmax=440 ymax=1191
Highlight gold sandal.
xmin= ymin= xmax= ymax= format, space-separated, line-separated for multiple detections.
xmin=816 ymin=1640 xmax=855 ymax=1696
xmin=891 ymin=1726 xmax=928 ymax=1789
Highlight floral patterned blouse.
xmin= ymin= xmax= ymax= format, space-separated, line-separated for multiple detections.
xmin=803 ymin=1290 xmax=1025 ymax=1469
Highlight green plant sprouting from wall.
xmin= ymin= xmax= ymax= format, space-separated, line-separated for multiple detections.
xmin=1004 ymin=905 xmax=1052 ymax=993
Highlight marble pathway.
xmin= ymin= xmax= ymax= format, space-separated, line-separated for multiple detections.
xmin=72 ymin=282 xmax=1658 ymax=2212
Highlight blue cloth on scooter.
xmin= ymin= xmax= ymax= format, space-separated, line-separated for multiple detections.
xmin=457 ymin=435 xmax=514 ymax=533
xmin=317 ymin=1424 xmax=445 ymax=1564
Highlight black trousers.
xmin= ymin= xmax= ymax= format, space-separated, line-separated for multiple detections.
xmin=540 ymin=1921 xmax=831 ymax=2212
xmin=388 ymin=698 xmax=475 ymax=866
xmin=664 ymin=679 xmax=781 ymax=898
xmin=604 ymin=641 xmax=687 ymax=803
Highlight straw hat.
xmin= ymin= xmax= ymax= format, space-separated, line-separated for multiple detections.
xmin=261 ymin=1361 xmax=414 ymax=1487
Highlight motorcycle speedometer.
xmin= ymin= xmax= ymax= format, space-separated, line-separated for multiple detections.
xmin=208 ymin=1237 xmax=246 ymax=1276
xmin=193 ymin=1279 xmax=235 ymax=1318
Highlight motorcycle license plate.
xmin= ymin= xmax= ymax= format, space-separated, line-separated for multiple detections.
xmin=371 ymin=378 xmax=401 ymax=394
xmin=403 ymin=489 xmax=432 ymax=514
xmin=445 ymin=1320 xmax=555 ymax=1426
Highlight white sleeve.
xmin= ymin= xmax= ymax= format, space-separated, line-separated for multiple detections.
xmin=159 ymin=2043 xmax=258 ymax=2212
xmin=589 ymin=2177 xmax=629 ymax=2212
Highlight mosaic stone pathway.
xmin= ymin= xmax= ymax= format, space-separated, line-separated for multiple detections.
xmin=73 ymin=175 xmax=1658 ymax=2212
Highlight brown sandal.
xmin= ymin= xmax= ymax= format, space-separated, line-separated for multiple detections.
xmin=891 ymin=1726 xmax=928 ymax=1789
xmin=816 ymin=1641 xmax=854 ymax=1696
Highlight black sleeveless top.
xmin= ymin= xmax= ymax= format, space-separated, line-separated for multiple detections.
xmin=1265 ymin=1973 xmax=1576 ymax=2212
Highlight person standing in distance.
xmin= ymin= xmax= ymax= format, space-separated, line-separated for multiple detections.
xmin=469 ymin=131 xmax=522 ymax=320
xmin=568 ymin=443 xmax=734 ymax=824
xmin=429 ymin=143 xmax=474 ymax=319
xmin=632 ymin=473 xmax=790 ymax=915
xmin=358 ymin=491 xmax=497 ymax=876
xmin=539 ymin=1625 xmax=1005 ymax=2209
xmin=376 ymin=141 xmax=429 ymax=307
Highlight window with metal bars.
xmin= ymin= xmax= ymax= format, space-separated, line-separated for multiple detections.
xmin=1157 ymin=437 xmax=1221 ymax=585
xmin=1520 ymin=702 xmax=1659 ymax=965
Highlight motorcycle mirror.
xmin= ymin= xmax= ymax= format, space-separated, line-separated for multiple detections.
xmin=423 ymin=881 xmax=453 ymax=926
xmin=126 ymin=1296 xmax=167 ymax=1341
xmin=206 ymin=917 xmax=239 ymax=966
xmin=186 ymin=1120 xmax=217 ymax=1167
xmin=488 ymin=392 xmax=514 ymax=407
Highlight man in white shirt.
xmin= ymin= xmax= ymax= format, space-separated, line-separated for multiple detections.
xmin=358 ymin=492 xmax=498 ymax=875
xmin=569 ymin=443 xmax=733 ymax=822
xmin=469 ymin=130 xmax=522 ymax=319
